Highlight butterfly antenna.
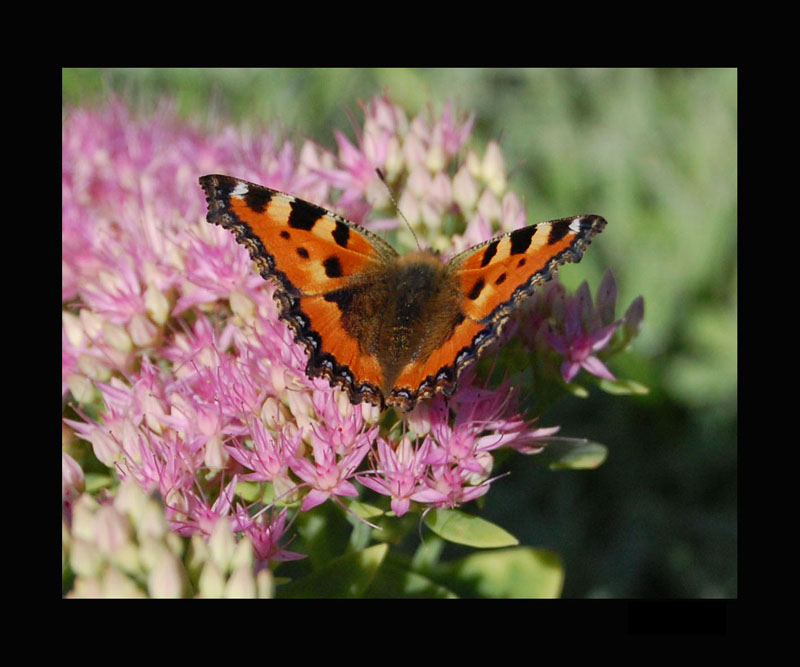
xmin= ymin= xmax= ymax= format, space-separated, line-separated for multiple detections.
xmin=376 ymin=168 xmax=422 ymax=251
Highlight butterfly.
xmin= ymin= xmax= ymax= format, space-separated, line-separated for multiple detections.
xmin=199 ymin=174 xmax=606 ymax=411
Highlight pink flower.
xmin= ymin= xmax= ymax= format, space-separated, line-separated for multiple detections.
xmin=358 ymin=436 xmax=433 ymax=517
xmin=235 ymin=508 xmax=305 ymax=565
xmin=174 ymin=230 xmax=265 ymax=314
xmin=437 ymin=101 xmax=475 ymax=158
xmin=171 ymin=477 xmax=238 ymax=537
xmin=289 ymin=430 xmax=371 ymax=511
xmin=543 ymin=281 xmax=621 ymax=383
xmin=226 ymin=418 xmax=299 ymax=490
xmin=313 ymin=96 xmax=411 ymax=213
xmin=411 ymin=463 xmax=491 ymax=509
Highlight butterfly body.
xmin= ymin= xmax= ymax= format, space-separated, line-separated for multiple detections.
xmin=336 ymin=249 xmax=465 ymax=397
xmin=200 ymin=174 xmax=606 ymax=411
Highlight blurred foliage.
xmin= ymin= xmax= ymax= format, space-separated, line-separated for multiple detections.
xmin=63 ymin=68 xmax=736 ymax=597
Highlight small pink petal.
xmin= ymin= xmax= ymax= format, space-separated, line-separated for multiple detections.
xmin=561 ymin=360 xmax=581 ymax=383
xmin=581 ymin=355 xmax=616 ymax=381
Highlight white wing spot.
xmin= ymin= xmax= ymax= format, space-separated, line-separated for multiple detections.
xmin=231 ymin=182 xmax=249 ymax=197
xmin=569 ymin=217 xmax=585 ymax=233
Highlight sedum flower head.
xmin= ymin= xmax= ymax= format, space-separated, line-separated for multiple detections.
xmin=62 ymin=97 xmax=643 ymax=596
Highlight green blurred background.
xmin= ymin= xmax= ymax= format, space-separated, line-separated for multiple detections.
xmin=62 ymin=68 xmax=737 ymax=598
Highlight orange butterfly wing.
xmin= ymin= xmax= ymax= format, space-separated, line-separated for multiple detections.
xmin=200 ymin=174 xmax=398 ymax=406
xmin=387 ymin=215 xmax=606 ymax=409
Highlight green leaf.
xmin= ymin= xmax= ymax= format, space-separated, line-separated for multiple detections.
xmin=439 ymin=547 xmax=564 ymax=598
xmin=537 ymin=439 xmax=608 ymax=470
xmin=424 ymin=509 xmax=519 ymax=548
xmin=563 ymin=383 xmax=590 ymax=398
xmin=277 ymin=543 xmax=389 ymax=598
xmin=347 ymin=500 xmax=385 ymax=519
xmin=598 ymin=377 xmax=650 ymax=395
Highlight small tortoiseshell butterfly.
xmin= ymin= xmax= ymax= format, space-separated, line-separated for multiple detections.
xmin=200 ymin=175 xmax=606 ymax=411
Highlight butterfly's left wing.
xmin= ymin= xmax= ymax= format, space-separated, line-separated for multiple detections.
xmin=386 ymin=215 xmax=606 ymax=409
xmin=200 ymin=174 xmax=399 ymax=406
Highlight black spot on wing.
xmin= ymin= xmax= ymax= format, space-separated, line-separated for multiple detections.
xmin=297 ymin=247 xmax=309 ymax=259
xmin=332 ymin=221 xmax=350 ymax=248
xmin=509 ymin=225 xmax=538 ymax=255
xmin=323 ymin=256 xmax=343 ymax=278
xmin=288 ymin=200 xmax=326 ymax=231
xmin=547 ymin=220 xmax=570 ymax=244
xmin=468 ymin=278 xmax=485 ymax=300
xmin=480 ymin=240 xmax=498 ymax=267
xmin=244 ymin=188 xmax=272 ymax=214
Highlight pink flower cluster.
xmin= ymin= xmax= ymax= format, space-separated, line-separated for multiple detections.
xmin=515 ymin=270 xmax=644 ymax=385
xmin=62 ymin=97 xmax=633 ymax=567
